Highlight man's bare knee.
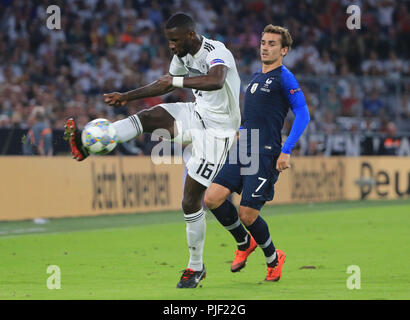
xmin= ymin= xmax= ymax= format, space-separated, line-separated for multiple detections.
xmin=203 ymin=193 xmax=219 ymax=210
xmin=238 ymin=206 xmax=259 ymax=227
xmin=182 ymin=196 xmax=202 ymax=214
xmin=204 ymin=183 xmax=230 ymax=210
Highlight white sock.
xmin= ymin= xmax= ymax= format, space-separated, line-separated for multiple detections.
xmin=184 ymin=208 xmax=206 ymax=271
xmin=112 ymin=114 xmax=143 ymax=143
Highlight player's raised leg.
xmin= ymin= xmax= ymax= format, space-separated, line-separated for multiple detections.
xmin=63 ymin=105 xmax=176 ymax=161
xmin=113 ymin=106 xmax=176 ymax=142
xmin=204 ymin=183 xmax=258 ymax=273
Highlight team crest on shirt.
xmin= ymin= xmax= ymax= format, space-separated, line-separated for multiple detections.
xmin=250 ymin=83 xmax=259 ymax=93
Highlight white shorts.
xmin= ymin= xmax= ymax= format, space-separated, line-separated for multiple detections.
xmin=158 ymin=102 xmax=235 ymax=187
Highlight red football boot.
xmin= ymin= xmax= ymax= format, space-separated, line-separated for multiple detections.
xmin=63 ymin=117 xmax=89 ymax=161
xmin=231 ymin=235 xmax=258 ymax=272
xmin=265 ymin=249 xmax=286 ymax=282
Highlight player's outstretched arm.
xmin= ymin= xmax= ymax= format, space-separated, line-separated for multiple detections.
xmin=103 ymin=75 xmax=176 ymax=107
xmin=173 ymin=65 xmax=227 ymax=91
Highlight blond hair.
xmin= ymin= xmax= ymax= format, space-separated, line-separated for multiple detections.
xmin=262 ymin=25 xmax=293 ymax=50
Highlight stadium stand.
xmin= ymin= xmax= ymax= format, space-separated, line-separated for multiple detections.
xmin=0 ymin=0 xmax=409 ymax=155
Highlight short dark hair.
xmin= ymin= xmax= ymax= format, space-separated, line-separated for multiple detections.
xmin=165 ymin=13 xmax=195 ymax=31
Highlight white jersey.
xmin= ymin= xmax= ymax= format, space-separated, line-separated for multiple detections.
xmin=169 ymin=36 xmax=241 ymax=137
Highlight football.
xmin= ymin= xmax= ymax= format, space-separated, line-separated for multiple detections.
xmin=81 ymin=118 xmax=118 ymax=155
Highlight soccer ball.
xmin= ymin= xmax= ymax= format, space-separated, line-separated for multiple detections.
xmin=81 ymin=118 xmax=118 ymax=155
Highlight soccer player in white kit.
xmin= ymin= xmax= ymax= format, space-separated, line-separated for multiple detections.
xmin=64 ymin=13 xmax=241 ymax=288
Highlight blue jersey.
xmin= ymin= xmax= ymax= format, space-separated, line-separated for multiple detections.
xmin=239 ymin=65 xmax=309 ymax=155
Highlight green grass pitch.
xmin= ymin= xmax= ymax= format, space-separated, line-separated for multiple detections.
xmin=0 ymin=199 xmax=409 ymax=300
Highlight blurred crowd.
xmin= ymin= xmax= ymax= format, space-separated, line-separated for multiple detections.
xmin=0 ymin=0 xmax=409 ymax=155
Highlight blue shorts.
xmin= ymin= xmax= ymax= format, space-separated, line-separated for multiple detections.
xmin=213 ymin=149 xmax=280 ymax=211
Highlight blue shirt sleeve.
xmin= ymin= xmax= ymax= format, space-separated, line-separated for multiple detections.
xmin=280 ymin=66 xmax=310 ymax=154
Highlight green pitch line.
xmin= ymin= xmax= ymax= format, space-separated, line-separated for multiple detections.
xmin=0 ymin=199 xmax=409 ymax=300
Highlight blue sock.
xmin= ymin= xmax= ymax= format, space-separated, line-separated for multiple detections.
xmin=246 ymin=216 xmax=277 ymax=266
xmin=210 ymin=200 xmax=250 ymax=250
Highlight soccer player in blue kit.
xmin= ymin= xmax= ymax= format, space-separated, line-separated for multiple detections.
xmin=204 ymin=25 xmax=310 ymax=281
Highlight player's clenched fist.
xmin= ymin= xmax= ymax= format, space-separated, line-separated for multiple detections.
xmin=157 ymin=75 xmax=174 ymax=89
xmin=276 ymin=152 xmax=291 ymax=172
xmin=103 ymin=92 xmax=127 ymax=107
